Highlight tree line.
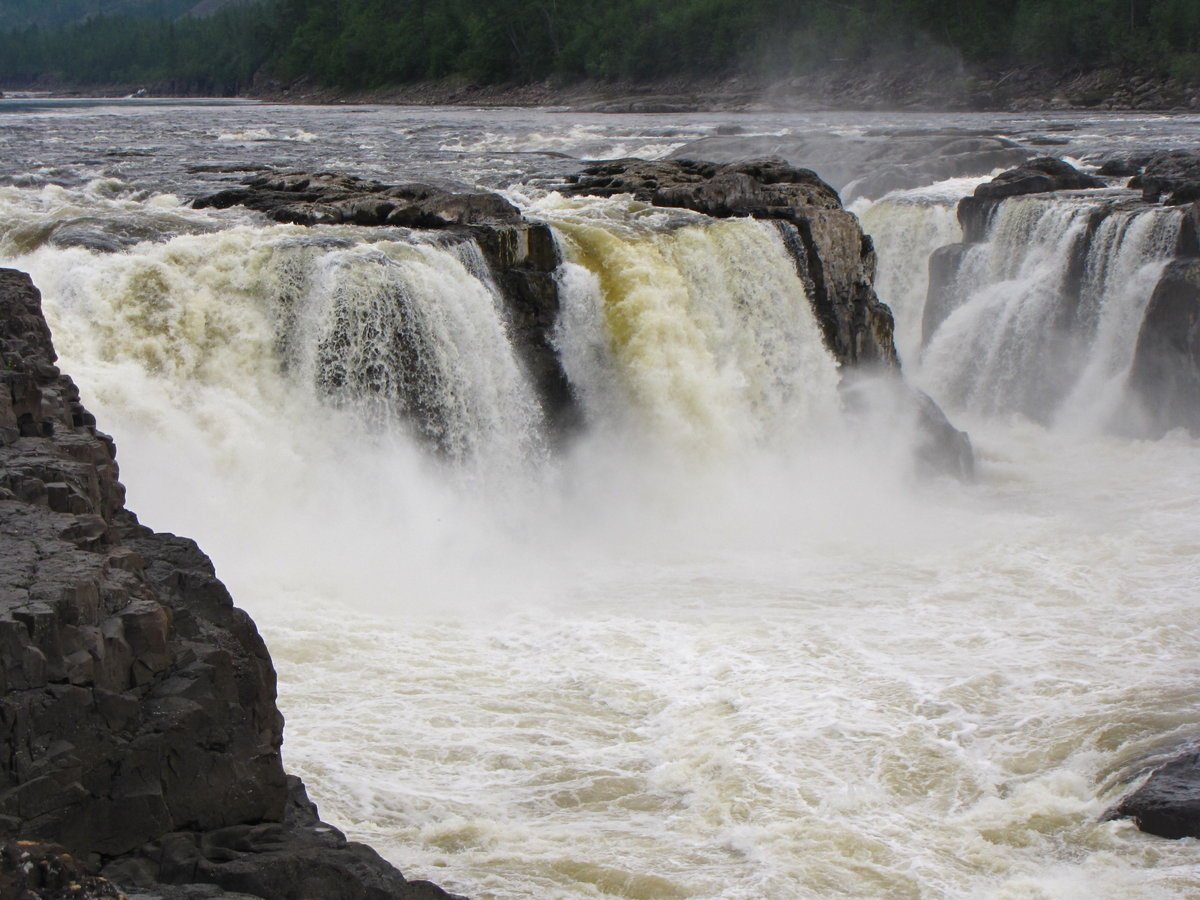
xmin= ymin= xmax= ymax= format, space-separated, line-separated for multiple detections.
xmin=1 ymin=0 xmax=1197 ymax=93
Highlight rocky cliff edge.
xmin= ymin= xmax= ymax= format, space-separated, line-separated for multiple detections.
xmin=0 ymin=268 xmax=459 ymax=899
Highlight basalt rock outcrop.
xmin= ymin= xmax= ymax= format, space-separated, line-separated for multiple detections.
xmin=1107 ymin=746 xmax=1200 ymax=839
xmin=0 ymin=269 xmax=459 ymax=900
xmin=195 ymin=171 xmax=523 ymax=229
xmin=1129 ymin=150 xmax=1200 ymax=206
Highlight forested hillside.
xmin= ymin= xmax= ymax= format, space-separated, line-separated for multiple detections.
xmin=1 ymin=0 xmax=1198 ymax=95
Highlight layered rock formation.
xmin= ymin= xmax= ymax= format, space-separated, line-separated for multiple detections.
xmin=0 ymin=269 xmax=458 ymax=899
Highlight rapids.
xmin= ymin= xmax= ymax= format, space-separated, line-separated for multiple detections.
xmin=1 ymin=99 xmax=1199 ymax=898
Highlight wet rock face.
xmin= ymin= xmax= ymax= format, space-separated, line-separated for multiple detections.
xmin=1129 ymin=258 xmax=1200 ymax=436
xmin=1108 ymin=749 xmax=1200 ymax=839
xmin=558 ymin=157 xmax=898 ymax=368
xmin=0 ymin=269 xmax=453 ymax=899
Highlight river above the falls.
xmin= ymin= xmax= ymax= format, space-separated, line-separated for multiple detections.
xmin=1 ymin=99 xmax=1199 ymax=898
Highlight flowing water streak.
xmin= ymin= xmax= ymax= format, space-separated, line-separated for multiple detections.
xmin=1058 ymin=205 xmax=1183 ymax=430
xmin=854 ymin=194 xmax=964 ymax=362
xmin=520 ymin=192 xmax=841 ymax=453
xmin=918 ymin=195 xmax=1182 ymax=426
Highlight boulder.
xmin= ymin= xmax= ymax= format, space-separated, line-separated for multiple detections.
xmin=1095 ymin=153 xmax=1155 ymax=177
xmin=0 ymin=269 xmax=456 ymax=898
xmin=1131 ymin=150 xmax=1200 ymax=206
xmin=1107 ymin=747 xmax=1200 ymax=839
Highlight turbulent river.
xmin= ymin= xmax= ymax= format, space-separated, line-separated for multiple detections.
xmin=2 ymin=98 xmax=1199 ymax=898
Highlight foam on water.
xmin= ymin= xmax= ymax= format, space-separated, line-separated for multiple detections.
xmin=260 ymin=418 xmax=1200 ymax=899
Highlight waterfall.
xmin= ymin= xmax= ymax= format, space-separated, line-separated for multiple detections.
xmin=864 ymin=186 xmax=1184 ymax=429
xmin=2 ymin=185 xmax=844 ymax=473
xmin=13 ymin=226 xmax=545 ymax=469
xmin=531 ymin=192 xmax=841 ymax=454
xmin=920 ymin=198 xmax=1097 ymax=419
xmin=855 ymin=197 xmax=961 ymax=362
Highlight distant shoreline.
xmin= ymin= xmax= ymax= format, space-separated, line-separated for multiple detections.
xmin=5 ymin=65 xmax=1200 ymax=114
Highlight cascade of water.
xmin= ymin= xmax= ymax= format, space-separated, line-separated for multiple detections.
xmin=11 ymin=224 xmax=546 ymax=471
xmin=1059 ymin=206 xmax=1182 ymax=430
xmin=855 ymin=198 xmax=961 ymax=362
xmin=275 ymin=238 xmax=546 ymax=463
xmin=531 ymin=194 xmax=841 ymax=454
xmin=914 ymin=195 xmax=1182 ymax=427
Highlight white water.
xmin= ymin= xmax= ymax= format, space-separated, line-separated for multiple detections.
xmin=1 ymin=109 xmax=1199 ymax=899
xmin=852 ymin=175 xmax=990 ymax=361
xmin=860 ymin=185 xmax=1184 ymax=433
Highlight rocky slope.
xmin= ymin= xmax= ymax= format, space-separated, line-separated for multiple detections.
xmin=0 ymin=268 xmax=459 ymax=899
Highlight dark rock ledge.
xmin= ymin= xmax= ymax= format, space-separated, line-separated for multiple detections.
xmin=1107 ymin=746 xmax=1200 ymax=840
xmin=0 ymin=268 xmax=462 ymax=900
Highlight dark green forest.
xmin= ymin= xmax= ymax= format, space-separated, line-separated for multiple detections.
xmin=1 ymin=0 xmax=1198 ymax=93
